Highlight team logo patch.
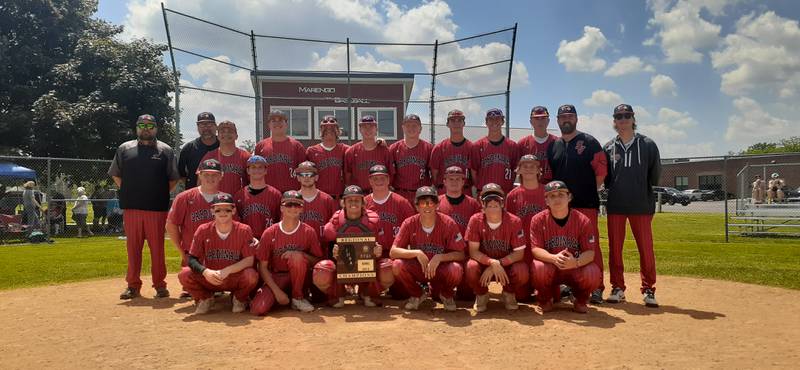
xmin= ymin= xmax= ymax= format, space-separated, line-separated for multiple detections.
xmin=575 ymin=140 xmax=586 ymax=155
xmin=455 ymin=233 xmax=463 ymax=242
xmin=516 ymin=230 xmax=525 ymax=239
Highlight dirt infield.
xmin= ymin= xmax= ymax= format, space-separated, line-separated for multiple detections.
xmin=1 ymin=274 xmax=798 ymax=369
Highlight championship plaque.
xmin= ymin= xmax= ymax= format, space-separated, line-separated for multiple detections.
xmin=335 ymin=233 xmax=377 ymax=283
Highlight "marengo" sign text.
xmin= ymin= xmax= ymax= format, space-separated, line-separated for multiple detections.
xmin=299 ymin=87 xmax=336 ymax=94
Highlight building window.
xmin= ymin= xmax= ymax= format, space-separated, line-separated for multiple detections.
xmin=357 ymin=107 xmax=397 ymax=140
xmin=675 ymin=176 xmax=688 ymax=190
xmin=271 ymin=106 xmax=311 ymax=139
xmin=699 ymin=174 xmax=723 ymax=190
xmin=315 ymin=107 xmax=354 ymax=140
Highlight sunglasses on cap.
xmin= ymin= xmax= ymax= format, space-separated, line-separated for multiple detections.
xmin=281 ymin=202 xmax=303 ymax=208
xmin=614 ymin=113 xmax=634 ymax=120
xmin=137 ymin=122 xmax=156 ymax=129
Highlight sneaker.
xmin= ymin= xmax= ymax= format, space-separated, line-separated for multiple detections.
xmin=643 ymin=289 xmax=659 ymax=308
xmin=179 ymin=291 xmax=192 ymax=299
xmin=195 ymin=298 xmax=214 ymax=314
xmin=331 ymin=297 xmax=345 ymax=308
xmin=291 ymin=298 xmax=315 ymax=313
xmin=232 ymin=297 xmax=247 ymax=313
xmin=606 ymin=287 xmax=626 ymax=303
xmin=362 ymin=296 xmax=377 ymax=308
xmin=154 ymin=287 xmax=170 ymax=298
xmin=119 ymin=287 xmax=140 ymax=300
xmin=573 ymin=302 xmax=589 ymax=314
xmin=440 ymin=295 xmax=457 ymax=312
xmin=474 ymin=294 xmax=489 ymax=312
xmin=404 ymin=294 xmax=426 ymax=311
xmin=590 ymin=289 xmax=604 ymax=304
xmin=502 ymin=292 xmax=519 ymax=310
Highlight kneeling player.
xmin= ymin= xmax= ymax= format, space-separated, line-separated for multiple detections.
xmin=312 ymin=185 xmax=389 ymax=308
xmin=390 ymin=186 xmax=465 ymax=311
xmin=250 ymin=191 xmax=323 ymax=315
xmin=465 ymin=183 xmax=529 ymax=312
xmin=177 ymin=194 xmax=259 ymax=314
xmin=530 ymin=181 xmax=602 ymax=314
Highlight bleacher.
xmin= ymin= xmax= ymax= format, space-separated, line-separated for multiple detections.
xmin=729 ymin=202 xmax=800 ymax=237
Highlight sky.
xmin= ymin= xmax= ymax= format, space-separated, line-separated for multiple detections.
xmin=96 ymin=0 xmax=800 ymax=158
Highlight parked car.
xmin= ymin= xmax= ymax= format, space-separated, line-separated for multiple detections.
xmin=700 ymin=189 xmax=729 ymax=201
xmin=683 ymin=189 xmax=705 ymax=201
xmin=653 ymin=186 xmax=691 ymax=206
xmin=785 ymin=186 xmax=800 ymax=203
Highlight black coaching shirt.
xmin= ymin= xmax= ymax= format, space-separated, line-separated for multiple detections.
xmin=547 ymin=132 xmax=608 ymax=209
xmin=108 ymin=140 xmax=181 ymax=211
xmin=178 ymin=137 xmax=220 ymax=189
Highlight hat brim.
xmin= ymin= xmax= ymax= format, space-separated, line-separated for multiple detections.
xmin=531 ymin=113 xmax=550 ymax=118
xmin=198 ymin=169 xmax=222 ymax=173
xmin=211 ymin=202 xmax=235 ymax=207
xmin=480 ymin=193 xmax=504 ymax=201
xmin=281 ymin=199 xmax=304 ymax=205
xmin=342 ymin=193 xmax=364 ymax=199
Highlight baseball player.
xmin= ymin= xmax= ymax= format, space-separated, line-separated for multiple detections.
xmin=201 ymin=120 xmax=250 ymax=196
xmin=751 ymin=175 xmax=765 ymax=204
xmin=603 ymin=104 xmax=661 ymax=308
xmin=517 ymin=106 xmax=557 ymax=184
xmin=390 ymin=186 xmax=466 ymax=311
xmin=530 ymin=181 xmax=602 ymax=314
xmin=344 ymin=115 xmax=394 ymax=193
xmin=250 ymin=191 xmax=323 ymax=315
xmin=109 ymin=114 xmax=181 ymax=299
xmin=296 ymin=161 xmax=338 ymax=252
xmin=471 ymin=108 xmax=519 ymax=194
xmin=390 ymin=114 xmax=433 ymax=203
xmin=177 ymin=193 xmax=259 ymax=314
xmin=254 ymin=109 xmax=307 ymax=193
xmin=365 ymin=164 xmax=416 ymax=261
xmin=505 ymin=155 xmax=546 ymax=264
xmin=167 ymin=159 xmax=225 ymax=298
xmin=305 ymin=115 xmax=349 ymax=199
xmin=430 ymin=109 xmax=474 ymax=194
xmin=465 ymin=183 xmax=529 ymax=312
xmin=178 ymin=112 xmax=219 ymax=189
xmin=312 ymin=185 xmax=388 ymax=308
xmin=233 ymin=155 xmax=281 ymax=239
xmin=437 ymin=166 xmax=481 ymax=301
xmin=547 ymin=104 xmax=608 ymax=304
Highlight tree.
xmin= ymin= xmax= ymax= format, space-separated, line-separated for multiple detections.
xmin=741 ymin=137 xmax=800 ymax=155
xmin=239 ymin=139 xmax=256 ymax=153
xmin=1 ymin=0 xmax=178 ymax=158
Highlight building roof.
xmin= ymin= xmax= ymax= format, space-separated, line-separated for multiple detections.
xmin=251 ymin=70 xmax=415 ymax=81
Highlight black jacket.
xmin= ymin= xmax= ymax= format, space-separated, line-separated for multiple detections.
xmin=603 ymin=133 xmax=661 ymax=215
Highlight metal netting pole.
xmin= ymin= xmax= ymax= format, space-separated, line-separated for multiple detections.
xmin=724 ymin=156 xmax=729 ymax=242
xmin=162 ymin=2 xmax=180 ymax=147
xmin=46 ymin=158 xmax=51 ymax=238
xmin=505 ymin=23 xmax=517 ymax=139
xmin=346 ymin=38 xmax=353 ymax=144
xmin=430 ymin=40 xmax=439 ymax=143
xmin=250 ymin=30 xmax=261 ymax=141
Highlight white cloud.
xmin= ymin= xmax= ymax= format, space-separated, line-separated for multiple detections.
xmin=604 ymin=56 xmax=655 ymax=77
xmin=556 ymin=26 xmax=608 ymax=72
xmin=637 ymin=107 xmax=697 ymax=142
xmin=316 ymin=0 xmax=383 ymax=30
xmin=576 ymin=113 xmax=618 ymax=145
xmin=650 ymin=74 xmax=677 ymax=97
xmin=583 ymin=90 xmax=624 ymax=109
xmin=711 ymin=11 xmax=800 ymax=98
xmin=724 ymin=97 xmax=793 ymax=145
xmin=645 ymin=0 xmax=723 ymax=63
xmin=310 ymin=45 xmax=403 ymax=72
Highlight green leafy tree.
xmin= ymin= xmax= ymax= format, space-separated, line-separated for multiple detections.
xmin=742 ymin=137 xmax=800 ymax=155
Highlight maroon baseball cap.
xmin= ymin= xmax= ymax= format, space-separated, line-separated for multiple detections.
xmin=217 ymin=120 xmax=237 ymax=132
xmin=443 ymin=166 xmax=465 ymax=177
xmin=210 ymin=193 xmax=235 ymax=207
xmin=613 ymin=104 xmax=634 ymax=115
xmin=447 ymin=109 xmax=465 ymax=120
xmin=296 ymin=161 xmax=318 ymax=175
xmin=136 ymin=114 xmax=156 ymax=124
xmin=198 ymin=159 xmax=222 ymax=173
xmin=403 ymin=114 xmax=421 ymax=123
xmin=281 ymin=190 xmax=304 ymax=205
xmin=369 ymin=164 xmax=390 ymax=177
xmin=480 ymin=183 xmax=505 ymax=201
xmin=342 ymin=185 xmax=364 ymax=199
xmin=415 ymin=186 xmax=439 ymax=202
xmin=544 ymin=181 xmax=570 ymax=194
xmin=359 ymin=115 xmax=377 ymax=125
xmin=531 ymin=106 xmax=549 ymax=118
xmin=485 ymin=108 xmax=504 ymax=118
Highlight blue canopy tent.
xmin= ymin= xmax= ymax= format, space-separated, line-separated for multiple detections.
xmin=0 ymin=162 xmax=37 ymax=180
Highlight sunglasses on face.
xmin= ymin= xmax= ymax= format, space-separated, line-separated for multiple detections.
xmin=137 ymin=123 xmax=156 ymax=129
xmin=322 ymin=118 xmax=338 ymax=123
xmin=614 ymin=113 xmax=634 ymax=120
xmin=213 ymin=208 xmax=234 ymax=214
xmin=296 ymin=172 xmax=316 ymax=178
xmin=282 ymin=202 xmax=303 ymax=208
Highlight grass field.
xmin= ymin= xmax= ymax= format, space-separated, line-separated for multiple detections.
xmin=0 ymin=213 xmax=798 ymax=291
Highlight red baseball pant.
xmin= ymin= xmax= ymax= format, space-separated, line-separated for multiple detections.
xmin=392 ymin=259 xmax=463 ymax=299
xmin=177 ymin=267 xmax=258 ymax=302
xmin=531 ymin=259 xmax=601 ymax=306
xmin=123 ymin=210 xmax=168 ymax=290
xmin=574 ymin=207 xmax=604 ymax=291
xmin=312 ymin=258 xmax=394 ymax=301
xmin=455 ymin=261 xmax=475 ymax=301
xmin=251 ymin=256 xmax=311 ymax=315
xmin=465 ymin=259 xmax=529 ymax=296
xmin=607 ymin=214 xmax=657 ymax=293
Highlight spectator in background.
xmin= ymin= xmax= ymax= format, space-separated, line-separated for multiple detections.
xmin=49 ymin=190 xmax=66 ymax=235
xmin=22 ymin=181 xmax=41 ymax=229
xmin=72 ymin=186 xmax=92 ymax=238
xmin=91 ymin=185 xmax=110 ymax=232
xmin=107 ymin=190 xmax=124 ymax=234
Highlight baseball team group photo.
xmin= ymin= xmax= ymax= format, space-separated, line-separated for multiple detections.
xmin=2 ymin=0 xmax=800 ymax=368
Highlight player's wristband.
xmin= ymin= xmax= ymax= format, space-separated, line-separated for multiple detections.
xmin=500 ymin=257 xmax=512 ymax=266
xmin=479 ymin=256 xmax=492 ymax=266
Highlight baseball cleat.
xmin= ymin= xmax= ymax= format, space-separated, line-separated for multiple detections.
xmin=232 ymin=296 xmax=247 ymax=313
xmin=474 ymin=294 xmax=489 ymax=312
xmin=440 ymin=295 xmax=457 ymax=312
xmin=195 ymin=298 xmax=214 ymax=314
xmin=362 ymin=296 xmax=377 ymax=307
xmin=572 ymin=302 xmax=589 ymax=314
xmin=154 ymin=287 xmax=170 ymax=298
xmin=404 ymin=294 xmax=426 ymax=311
xmin=502 ymin=292 xmax=519 ymax=310
xmin=643 ymin=289 xmax=659 ymax=308
xmin=119 ymin=287 xmax=140 ymax=300
xmin=179 ymin=291 xmax=192 ymax=299
xmin=606 ymin=287 xmax=626 ymax=303
xmin=291 ymin=298 xmax=315 ymax=313
xmin=332 ymin=297 xmax=345 ymax=308
xmin=590 ymin=289 xmax=604 ymax=304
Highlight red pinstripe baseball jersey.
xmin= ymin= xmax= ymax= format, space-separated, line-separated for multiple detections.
xmin=233 ymin=185 xmax=281 ymax=239
xmin=257 ymin=222 xmax=323 ymax=273
xmin=517 ymin=134 xmax=557 ymax=184
xmin=465 ymin=212 xmax=526 ymax=259
xmin=437 ymin=194 xmax=481 ymax=234
xmin=365 ymin=192 xmax=415 ymax=254
xmin=505 ymin=185 xmax=546 ymax=244
xmin=344 ymin=142 xmax=394 ymax=192
xmin=305 ymin=142 xmax=349 ymax=197
xmin=200 ymin=148 xmax=251 ymax=196
xmin=299 ymin=190 xmax=338 ymax=240
xmin=529 ymin=209 xmax=596 ymax=258
xmin=253 ymin=137 xmax=307 ymax=193
xmin=393 ymin=212 xmax=465 ymax=258
xmin=189 ymin=221 xmax=255 ymax=270
xmin=471 ymin=136 xmax=519 ymax=193
xmin=430 ymin=138 xmax=474 ymax=189
xmin=389 ymin=139 xmax=433 ymax=191
xmin=167 ymin=188 xmax=219 ymax=252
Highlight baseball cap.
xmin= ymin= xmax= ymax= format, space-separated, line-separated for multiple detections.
xmin=613 ymin=104 xmax=634 ymax=115
xmin=480 ymin=183 xmax=505 ymax=201
xmin=198 ymin=159 xmax=222 ymax=173
xmin=531 ymin=106 xmax=549 ymax=118
xmin=403 ymin=114 xmax=421 ymax=123
xmin=447 ymin=109 xmax=465 ymax=120
xmin=415 ymin=186 xmax=439 ymax=202
xmin=518 ymin=154 xmax=540 ymax=163
xmin=217 ymin=120 xmax=237 ymax=132
xmin=557 ymin=104 xmax=577 ymax=116
xmin=544 ymin=181 xmax=570 ymax=194
xmin=443 ymin=166 xmax=465 ymax=177
xmin=267 ymin=109 xmax=288 ymax=120
xmin=369 ymin=164 xmax=390 ymax=177
xmin=772 ymin=173 xmax=780 ymax=178
xmin=486 ymin=108 xmax=504 ymax=118
xmin=281 ymin=190 xmax=304 ymax=205
xmin=136 ymin=114 xmax=156 ymax=124
xmin=359 ymin=115 xmax=377 ymax=125
xmin=210 ymin=193 xmax=235 ymax=207
xmin=296 ymin=161 xmax=318 ymax=175
xmin=247 ymin=155 xmax=267 ymax=167
xmin=342 ymin=185 xmax=364 ymax=199
xmin=320 ymin=115 xmax=339 ymax=126
xmin=196 ymin=112 xmax=216 ymax=123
